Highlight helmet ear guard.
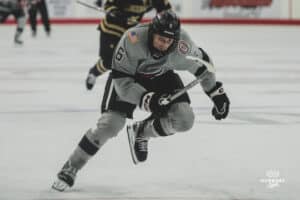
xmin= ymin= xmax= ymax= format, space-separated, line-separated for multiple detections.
xmin=148 ymin=10 xmax=181 ymax=59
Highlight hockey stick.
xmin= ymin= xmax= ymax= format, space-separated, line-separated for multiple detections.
xmin=76 ymin=0 xmax=105 ymax=12
xmin=159 ymin=56 xmax=216 ymax=105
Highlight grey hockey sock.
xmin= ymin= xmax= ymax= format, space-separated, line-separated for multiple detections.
xmin=68 ymin=146 xmax=92 ymax=170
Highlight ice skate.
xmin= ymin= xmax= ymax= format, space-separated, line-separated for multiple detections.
xmin=85 ymin=72 xmax=96 ymax=90
xmin=127 ymin=121 xmax=149 ymax=164
xmin=46 ymin=30 xmax=51 ymax=37
xmin=14 ymin=34 xmax=23 ymax=45
xmin=32 ymin=30 xmax=37 ymax=37
xmin=52 ymin=161 xmax=78 ymax=192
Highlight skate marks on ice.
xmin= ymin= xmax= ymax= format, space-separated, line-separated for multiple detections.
xmin=193 ymin=106 xmax=300 ymax=125
xmin=36 ymin=184 xmax=264 ymax=200
xmin=0 ymin=105 xmax=299 ymax=125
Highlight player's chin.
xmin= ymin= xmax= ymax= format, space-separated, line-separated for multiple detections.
xmin=155 ymin=47 xmax=167 ymax=51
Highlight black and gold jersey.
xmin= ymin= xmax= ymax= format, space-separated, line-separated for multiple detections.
xmin=98 ymin=0 xmax=171 ymax=38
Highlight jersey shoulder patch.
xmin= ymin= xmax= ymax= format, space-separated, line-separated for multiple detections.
xmin=178 ymin=40 xmax=190 ymax=55
xmin=127 ymin=31 xmax=139 ymax=44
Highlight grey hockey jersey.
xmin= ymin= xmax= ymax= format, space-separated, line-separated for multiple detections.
xmin=112 ymin=24 xmax=216 ymax=105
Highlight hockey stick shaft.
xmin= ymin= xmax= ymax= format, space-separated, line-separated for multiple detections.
xmin=160 ymin=56 xmax=216 ymax=105
xmin=168 ymin=76 xmax=203 ymax=102
xmin=76 ymin=0 xmax=105 ymax=12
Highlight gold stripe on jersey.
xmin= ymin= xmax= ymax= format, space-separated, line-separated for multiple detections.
xmin=103 ymin=18 xmax=127 ymax=33
xmin=124 ymin=5 xmax=148 ymax=13
xmin=105 ymin=5 xmax=117 ymax=12
xmin=164 ymin=0 xmax=170 ymax=6
xmin=100 ymin=20 xmax=123 ymax=37
xmin=96 ymin=59 xmax=107 ymax=73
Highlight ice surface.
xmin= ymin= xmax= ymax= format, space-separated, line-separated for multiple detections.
xmin=0 ymin=24 xmax=300 ymax=200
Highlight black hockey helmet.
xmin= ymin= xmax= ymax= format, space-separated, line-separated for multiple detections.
xmin=148 ymin=10 xmax=181 ymax=59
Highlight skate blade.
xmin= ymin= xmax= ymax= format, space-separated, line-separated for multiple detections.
xmin=52 ymin=179 xmax=70 ymax=192
xmin=126 ymin=125 xmax=139 ymax=165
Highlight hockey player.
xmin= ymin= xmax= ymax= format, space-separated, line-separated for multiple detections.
xmin=28 ymin=0 xmax=51 ymax=37
xmin=0 ymin=0 xmax=26 ymax=44
xmin=85 ymin=0 xmax=172 ymax=90
xmin=52 ymin=10 xmax=230 ymax=192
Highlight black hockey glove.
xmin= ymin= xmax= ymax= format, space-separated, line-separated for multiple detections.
xmin=95 ymin=0 xmax=102 ymax=7
xmin=107 ymin=9 xmax=129 ymax=25
xmin=106 ymin=9 xmax=138 ymax=26
xmin=140 ymin=92 xmax=172 ymax=116
xmin=206 ymin=82 xmax=230 ymax=120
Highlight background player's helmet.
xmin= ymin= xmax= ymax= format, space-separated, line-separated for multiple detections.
xmin=148 ymin=10 xmax=181 ymax=59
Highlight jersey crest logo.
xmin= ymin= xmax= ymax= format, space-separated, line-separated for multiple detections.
xmin=128 ymin=31 xmax=139 ymax=43
xmin=138 ymin=63 xmax=165 ymax=79
xmin=138 ymin=67 xmax=164 ymax=79
xmin=178 ymin=40 xmax=190 ymax=54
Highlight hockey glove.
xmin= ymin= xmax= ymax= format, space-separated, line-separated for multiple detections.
xmin=206 ymin=82 xmax=230 ymax=120
xmin=95 ymin=0 xmax=102 ymax=7
xmin=107 ymin=9 xmax=130 ymax=26
xmin=106 ymin=9 xmax=138 ymax=26
xmin=140 ymin=92 xmax=171 ymax=116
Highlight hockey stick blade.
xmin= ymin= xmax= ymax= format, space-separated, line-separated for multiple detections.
xmin=76 ymin=0 xmax=105 ymax=12
xmin=166 ymin=76 xmax=203 ymax=104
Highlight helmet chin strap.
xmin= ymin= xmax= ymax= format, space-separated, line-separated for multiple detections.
xmin=150 ymin=40 xmax=177 ymax=59
xmin=149 ymin=36 xmax=175 ymax=59
xmin=151 ymin=48 xmax=167 ymax=59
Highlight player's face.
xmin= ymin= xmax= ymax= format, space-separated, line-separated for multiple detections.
xmin=152 ymin=34 xmax=174 ymax=52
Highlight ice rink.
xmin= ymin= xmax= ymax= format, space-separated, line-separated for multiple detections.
xmin=1 ymin=24 xmax=300 ymax=200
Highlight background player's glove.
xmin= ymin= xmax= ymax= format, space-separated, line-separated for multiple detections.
xmin=140 ymin=92 xmax=171 ymax=116
xmin=107 ymin=9 xmax=127 ymax=23
xmin=107 ymin=9 xmax=138 ymax=26
xmin=95 ymin=0 xmax=102 ymax=7
xmin=206 ymin=82 xmax=230 ymax=120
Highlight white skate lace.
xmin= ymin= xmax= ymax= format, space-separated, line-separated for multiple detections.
xmin=61 ymin=168 xmax=77 ymax=178
xmin=136 ymin=138 xmax=148 ymax=152
xmin=87 ymin=74 xmax=96 ymax=84
xmin=133 ymin=121 xmax=149 ymax=152
xmin=61 ymin=162 xmax=78 ymax=179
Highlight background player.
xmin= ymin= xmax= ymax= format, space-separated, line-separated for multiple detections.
xmin=85 ymin=0 xmax=172 ymax=90
xmin=27 ymin=0 xmax=51 ymax=37
xmin=52 ymin=10 xmax=230 ymax=192
xmin=0 ymin=0 xmax=26 ymax=44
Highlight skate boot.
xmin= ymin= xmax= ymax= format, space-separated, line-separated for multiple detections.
xmin=32 ymin=30 xmax=37 ymax=37
xmin=85 ymin=72 xmax=96 ymax=90
xmin=52 ymin=160 xmax=78 ymax=192
xmin=14 ymin=34 xmax=23 ymax=45
xmin=127 ymin=121 xmax=149 ymax=164
xmin=46 ymin=30 xmax=51 ymax=37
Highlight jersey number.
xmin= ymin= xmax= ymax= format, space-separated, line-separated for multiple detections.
xmin=115 ymin=47 xmax=125 ymax=62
